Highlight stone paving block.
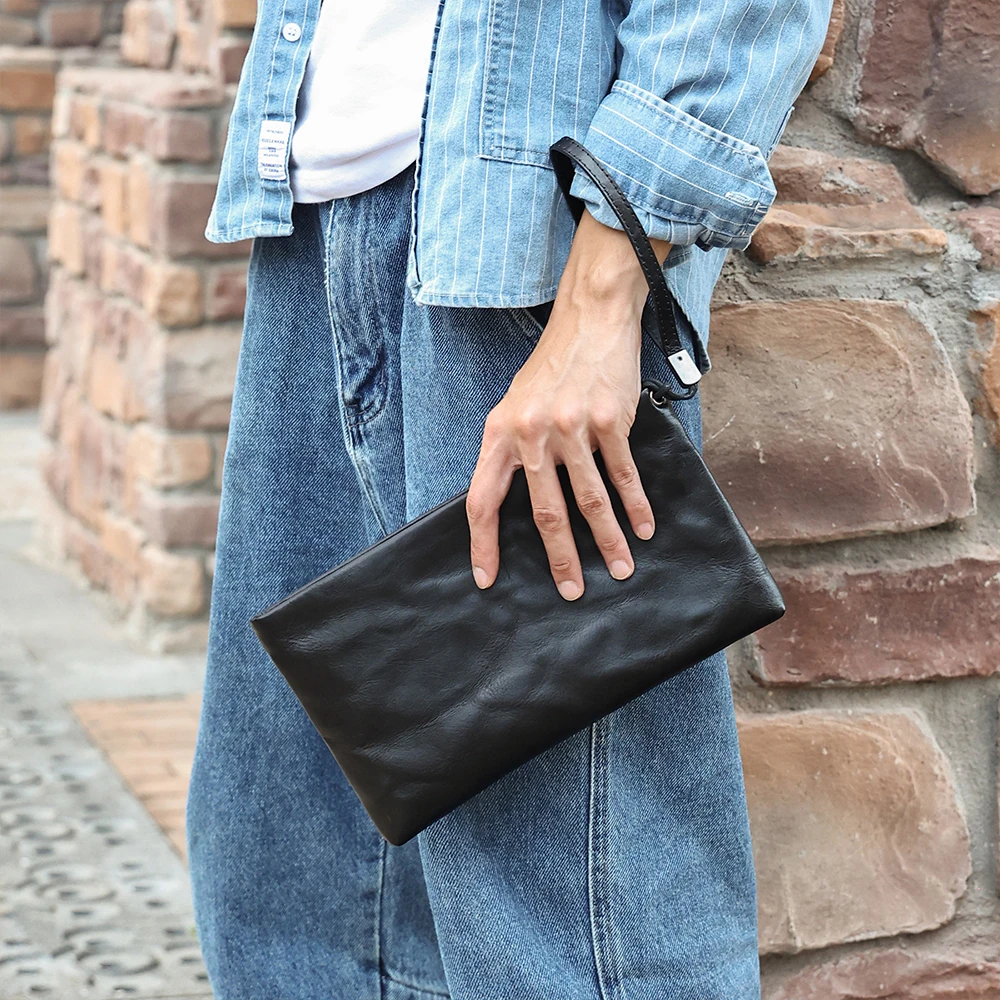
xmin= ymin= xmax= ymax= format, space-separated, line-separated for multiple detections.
xmin=702 ymin=299 xmax=976 ymax=545
xmin=73 ymin=694 xmax=199 ymax=858
xmin=0 ymin=655 xmax=210 ymax=996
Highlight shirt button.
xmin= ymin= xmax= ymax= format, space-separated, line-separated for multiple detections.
xmin=282 ymin=22 xmax=302 ymax=41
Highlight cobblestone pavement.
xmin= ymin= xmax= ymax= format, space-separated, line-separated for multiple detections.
xmin=0 ymin=414 xmax=213 ymax=999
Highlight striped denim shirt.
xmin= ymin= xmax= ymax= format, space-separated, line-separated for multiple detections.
xmin=206 ymin=0 xmax=831 ymax=361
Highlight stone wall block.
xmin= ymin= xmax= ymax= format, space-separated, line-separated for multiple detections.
xmin=142 ymin=258 xmax=202 ymax=327
xmin=137 ymin=489 xmax=219 ymax=548
xmin=0 ymin=62 xmax=56 ymax=112
xmin=0 ymin=350 xmax=44 ymax=408
xmin=139 ymin=544 xmax=206 ymax=616
xmin=767 ymin=948 xmax=1000 ymax=999
xmin=148 ymin=173 xmax=248 ymax=258
xmin=156 ymin=325 xmax=240 ymax=430
xmin=808 ymin=0 xmax=843 ymax=81
xmin=957 ymin=207 xmax=1000 ymax=270
xmin=148 ymin=110 xmax=212 ymax=163
xmin=751 ymin=552 xmax=1000 ymax=685
xmin=0 ymin=232 xmax=38 ymax=303
xmin=126 ymin=423 xmax=212 ymax=488
xmin=48 ymin=200 xmax=85 ymax=274
xmin=741 ymin=710 xmax=971 ymax=955
xmin=42 ymin=3 xmax=102 ymax=46
xmin=702 ymin=300 xmax=976 ymax=546
xmin=0 ymin=183 xmax=49 ymax=231
xmin=751 ymin=148 xmax=946 ymax=264
xmin=857 ymin=0 xmax=1000 ymax=194
xmin=120 ymin=0 xmax=176 ymax=70
xmin=972 ymin=302 xmax=999 ymax=445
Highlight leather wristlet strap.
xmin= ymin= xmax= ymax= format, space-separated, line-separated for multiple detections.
xmin=549 ymin=135 xmax=701 ymax=393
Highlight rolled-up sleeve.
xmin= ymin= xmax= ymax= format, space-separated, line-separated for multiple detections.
xmin=571 ymin=0 xmax=833 ymax=255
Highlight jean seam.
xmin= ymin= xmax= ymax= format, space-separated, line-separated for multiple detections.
xmin=588 ymin=719 xmax=618 ymax=1000
xmin=382 ymin=970 xmax=451 ymax=998
xmin=376 ymin=838 xmax=386 ymax=999
xmin=321 ymin=202 xmax=390 ymax=536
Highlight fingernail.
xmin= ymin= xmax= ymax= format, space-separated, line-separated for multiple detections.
xmin=558 ymin=580 xmax=582 ymax=601
xmin=636 ymin=522 xmax=654 ymax=540
xmin=610 ymin=560 xmax=633 ymax=581
xmin=473 ymin=567 xmax=490 ymax=589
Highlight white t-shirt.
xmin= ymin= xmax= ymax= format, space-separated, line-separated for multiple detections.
xmin=289 ymin=1 xmax=440 ymax=203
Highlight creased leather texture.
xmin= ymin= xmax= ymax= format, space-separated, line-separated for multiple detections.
xmin=251 ymin=389 xmax=784 ymax=846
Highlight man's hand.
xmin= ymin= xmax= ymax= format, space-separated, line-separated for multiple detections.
xmin=467 ymin=209 xmax=671 ymax=600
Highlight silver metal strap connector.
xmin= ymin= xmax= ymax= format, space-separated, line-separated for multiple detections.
xmin=667 ymin=349 xmax=702 ymax=387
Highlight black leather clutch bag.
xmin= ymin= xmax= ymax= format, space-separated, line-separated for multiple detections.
xmin=251 ymin=137 xmax=785 ymax=846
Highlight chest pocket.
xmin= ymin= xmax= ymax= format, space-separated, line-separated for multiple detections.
xmin=478 ymin=0 xmax=616 ymax=168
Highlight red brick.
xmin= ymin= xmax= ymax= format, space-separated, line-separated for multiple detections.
xmin=101 ymin=102 xmax=152 ymax=158
xmin=127 ymin=157 xmax=152 ymax=248
xmin=767 ymin=949 xmax=1000 ymax=1000
xmin=216 ymin=37 xmax=250 ymax=85
xmin=751 ymin=553 xmax=1000 ymax=685
xmin=0 ymin=12 xmax=39 ymax=44
xmin=0 ymin=184 xmax=49 ymax=233
xmin=702 ymin=300 xmax=976 ymax=546
xmin=42 ymin=2 xmax=102 ymax=46
xmin=957 ymin=206 xmax=1000 ymax=270
xmin=69 ymin=96 xmax=101 ymax=147
xmin=742 ymin=710 xmax=970 ymax=955
xmin=0 ymin=0 xmax=41 ymax=14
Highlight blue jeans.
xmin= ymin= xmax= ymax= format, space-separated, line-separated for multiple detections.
xmin=186 ymin=165 xmax=760 ymax=1000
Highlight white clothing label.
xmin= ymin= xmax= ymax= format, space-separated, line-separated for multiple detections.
xmin=258 ymin=120 xmax=292 ymax=181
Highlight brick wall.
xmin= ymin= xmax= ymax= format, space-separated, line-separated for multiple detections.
xmin=36 ymin=0 xmax=1000 ymax=988
xmin=0 ymin=0 xmax=124 ymax=410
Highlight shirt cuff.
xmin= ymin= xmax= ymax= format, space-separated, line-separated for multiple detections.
xmin=568 ymin=79 xmax=777 ymax=253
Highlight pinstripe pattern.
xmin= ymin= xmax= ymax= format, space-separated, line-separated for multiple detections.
xmin=206 ymin=0 xmax=831 ymax=355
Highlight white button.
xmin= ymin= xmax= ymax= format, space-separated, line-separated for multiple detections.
xmin=282 ymin=22 xmax=301 ymax=41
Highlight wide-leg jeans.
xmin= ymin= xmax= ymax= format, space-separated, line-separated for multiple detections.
xmin=186 ymin=164 xmax=760 ymax=1000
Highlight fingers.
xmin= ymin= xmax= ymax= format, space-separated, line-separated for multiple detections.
xmin=596 ymin=430 xmax=655 ymax=541
xmin=522 ymin=460 xmax=585 ymax=601
xmin=466 ymin=457 xmax=513 ymax=591
xmin=561 ymin=438 xmax=634 ymax=582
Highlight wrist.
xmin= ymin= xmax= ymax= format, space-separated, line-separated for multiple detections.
xmin=560 ymin=209 xmax=670 ymax=311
